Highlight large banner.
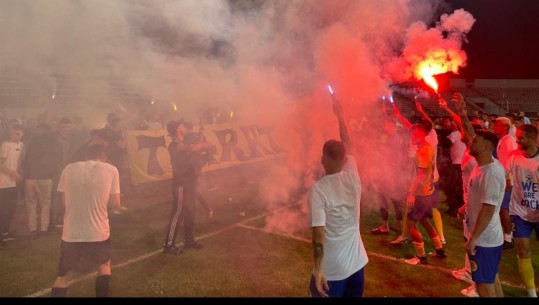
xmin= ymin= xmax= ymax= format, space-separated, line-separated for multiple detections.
xmin=126 ymin=122 xmax=285 ymax=185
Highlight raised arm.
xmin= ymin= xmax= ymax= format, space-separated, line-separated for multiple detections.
xmin=451 ymin=92 xmax=475 ymax=144
xmin=438 ymin=96 xmax=464 ymax=134
xmin=414 ymin=99 xmax=433 ymax=126
xmin=392 ymin=103 xmax=412 ymax=130
xmin=332 ymin=100 xmax=351 ymax=154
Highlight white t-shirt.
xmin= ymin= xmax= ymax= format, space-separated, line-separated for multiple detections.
xmin=464 ymin=160 xmax=505 ymax=247
xmin=447 ymin=130 xmax=466 ymax=165
xmin=58 ymin=160 xmax=120 ymax=242
xmin=308 ymin=154 xmax=368 ymax=281
xmin=508 ymin=150 xmax=539 ymax=222
xmin=509 ymin=126 xmax=517 ymax=138
xmin=496 ymin=134 xmax=517 ymax=179
xmin=0 ymin=141 xmax=24 ymax=189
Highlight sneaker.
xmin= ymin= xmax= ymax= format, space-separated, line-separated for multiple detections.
xmin=440 ymin=238 xmax=446 ymax=245
xmin=460 ymin=284 xmax=479 ymax=297
xmin=404 ymin=256 xmax=428 ymax=265
xmin=111 ymin=209 xmax=122 ymax=215
xmin=389 ymin=236 xmax=410 ymax=245
xmin=118 ymin=206 xmax=128 ymax=212
xmin=430 ymin=248 xmax=447 ymax=258
xmin=183 ymin=241 xmax=204 ymax=250
xmin=371 ymin=227 xmax=390 ymax=235
xmin=162 ymin=245 xmax=183 ymax=255
xmin=502 ymin=240 xmax=514 ymax=250
xmin=452 ymin=268 xmax=473 ymax=285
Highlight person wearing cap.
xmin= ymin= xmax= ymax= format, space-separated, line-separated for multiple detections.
xmin=162 ymin=119 xmax=211 ymax=255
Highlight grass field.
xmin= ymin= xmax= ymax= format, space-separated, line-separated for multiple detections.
xmin=0 ymin=162 xmax=537 ymax=297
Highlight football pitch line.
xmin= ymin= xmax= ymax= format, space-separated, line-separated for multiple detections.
xmin=235 ymin=222 xmax=530 ymax=293
xmin=25 ymin=206 xmax=290 ymax=297
xmin=26 ymin=205 xmax=528 ymax=297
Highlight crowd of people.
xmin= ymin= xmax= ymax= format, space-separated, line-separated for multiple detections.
xmin=308 ymin=91 xmax=539 ymax=297
xmin=1 ymin=92 xmax=539 ymax=297
xmin=0 ymin=104 xmax=217 ymax=297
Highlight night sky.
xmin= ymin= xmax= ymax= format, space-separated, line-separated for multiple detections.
xmin=446 ymin=0 xmax=539 ymax=79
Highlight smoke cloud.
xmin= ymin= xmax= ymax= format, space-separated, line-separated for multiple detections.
xmin=0 ymin=0 xmax=475 ymax=234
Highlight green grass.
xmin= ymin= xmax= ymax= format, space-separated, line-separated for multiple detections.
xmin=1 ymin=163 xmax=538 ymax=297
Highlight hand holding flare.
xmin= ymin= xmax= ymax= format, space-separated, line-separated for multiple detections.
xmin=327 ymin=85 xmax=337 ymax=103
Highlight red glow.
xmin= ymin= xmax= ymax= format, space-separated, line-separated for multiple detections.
xmin=413 ymin=49 xmax=463 ymax=94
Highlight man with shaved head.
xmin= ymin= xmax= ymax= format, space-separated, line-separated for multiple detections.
xmin=308 ymin=100 xmax=368 ymax=298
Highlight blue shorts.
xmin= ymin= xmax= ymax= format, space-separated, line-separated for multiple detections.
xmin=309 ymin=268 xmax=364 ymax=298
xmin=468 ymin=245 xmax=503 ymax=284
xmin=511 ymin=215 xmax=539 ymax=240
xmin=501 ymin=190 xmax=511 ymax=210
xmin=407 ymin=193 xmax=436 ymax=222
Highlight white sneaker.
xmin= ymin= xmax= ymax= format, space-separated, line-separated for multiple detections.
xmin=389 ymin=235 xmax=410 ymax=245
xmin=452 ymin=268 xmax=473 ymax=285
xmin=118 ymin=206 xmax=128 ymax=212
xmin=460 ymin=284 xmax=479 ymax=297
xmin=404 ymin=256 xmax=428 ymax=265
xmin=441 ymin=238 xmax=446 ymax=245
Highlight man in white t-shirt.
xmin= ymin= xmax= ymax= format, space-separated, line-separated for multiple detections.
xmin=492 ymin=117 xmax=518 ymax=249
xmin=308 ymin=100 xmax=368 ymax=298
xmin=464 ymin=130 xmax=505 ymax=297
xmin=50 ymin=145 xmax=121 ymax=297
xmin=0 ymin=124 xmax=24 ymax=247
xmin=507 ymin=124 xmax=539 ymax=297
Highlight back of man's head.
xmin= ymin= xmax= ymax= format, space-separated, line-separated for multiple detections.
xmin=419 ymin=119 xmax=433 ymax=133
xmin=322 ymin=139 xmax=346 ymax=163
xmin=518 ymin=124 xmax=538 ymax=141
xmin=475 ymin=130 xmax=499 ymax=150
xmin=86 ymin=144 xmax=107 ymax=161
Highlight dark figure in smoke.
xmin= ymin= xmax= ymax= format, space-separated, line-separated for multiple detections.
xmin=308 ymin=100 xmax=368 ymax=298
xmin=184 ymin=121 xmax=214 ymax=219
xmin=50 ymin=145 xmax=121 ymax=297
xmin=162 ymin=119 xmax=211 ymax=255
xmin=370 ymin=117 xmax=407 ymax=235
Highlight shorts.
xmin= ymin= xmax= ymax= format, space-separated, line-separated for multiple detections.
xmin=468 ymin=245 xmax=503 ymax=284
xmin=58 ymin=238 xmax=111 ymax=276
xmin=511 ymin=215 xmax=539 ymax=240
xmin=309 ymin=268 xmax=364 ymax=298
xmin=407 ymin=193 xmax=436 ymax=222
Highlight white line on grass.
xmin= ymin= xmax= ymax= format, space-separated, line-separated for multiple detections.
xmin=26 ymin=206 xmax=291 ymax=297
xmin=26 ymin=204 xmax=529 ymax=297
xmin=235 ymin=223 xmax=531 ymax=292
